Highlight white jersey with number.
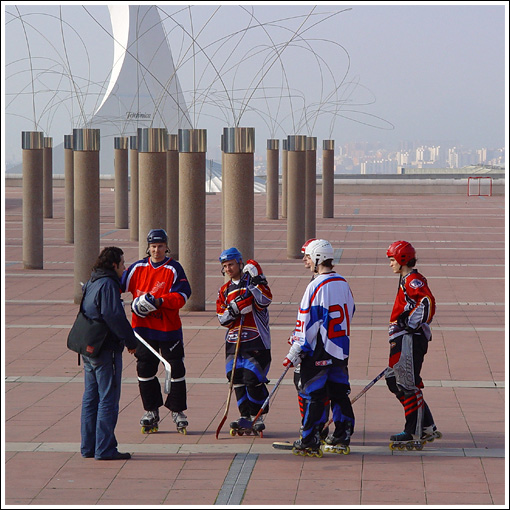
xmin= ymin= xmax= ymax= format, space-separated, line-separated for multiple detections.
xmin=293 ymin=272 xmax=355 ymax=361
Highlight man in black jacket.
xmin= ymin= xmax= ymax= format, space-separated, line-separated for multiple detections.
xmin=80 ymin=247 xmax=137 ymax=460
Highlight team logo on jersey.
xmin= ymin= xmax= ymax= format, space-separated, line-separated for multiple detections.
xmin=409 ymin=279 xmax=424 ymax=289
xmin=315 ymin=359 xmax=333 ymax=366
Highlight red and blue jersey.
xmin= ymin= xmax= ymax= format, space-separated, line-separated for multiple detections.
xmin=121 ymin=256 xmax=191 ymax=342
xmin=216 ymin=274 xmax=272 ymax=354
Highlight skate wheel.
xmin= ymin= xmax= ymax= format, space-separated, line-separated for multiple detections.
xmin=398 ymin=444 xmax=405 ymax=451
xmin=389 ymin=443 xmax=396 ymax=451
xmin=292 ymin=448 xmax=300 ymax=456
xmin=435 ymin=431 xmax=443 ymax=439
xmin=229 ymin=428 xmax=236 ymax=436
xmin=343 ymin=446 xmax=350 ymax=455
xmin=179 ymin=428 xmax=187 ymax=435
xmin=238 ymin=430 xmax=244 ymax=436
xmin=415 ymin=443 xmax=424 ymax=451
xmin=245 ymin=429 xmax=252 ymax=435
xmin=405 ymin=443 xmax=414 ymax=451
xmin=315 ymin=449 xmax=324 ymax=458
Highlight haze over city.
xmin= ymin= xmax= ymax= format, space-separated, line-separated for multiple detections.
xmin=3 ymin=2 xmax=507 ymax=172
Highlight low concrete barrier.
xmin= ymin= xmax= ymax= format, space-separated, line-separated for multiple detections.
xmin=4 ymin=174 xmax=505 ymax=195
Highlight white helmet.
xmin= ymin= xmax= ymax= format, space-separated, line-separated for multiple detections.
xmin=306 ymin=239 xmax=334 ymax=267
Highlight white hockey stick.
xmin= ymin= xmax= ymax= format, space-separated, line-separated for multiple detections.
xmin=134 ymin=331 xmax=171 ymax=394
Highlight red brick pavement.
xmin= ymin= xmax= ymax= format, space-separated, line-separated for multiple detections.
xmin=3 ymin=185 xmax=507 ymax=506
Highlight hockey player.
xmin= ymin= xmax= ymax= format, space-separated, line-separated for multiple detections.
xmin=290 ymin=239 xmax=330 ymax=439
xmin=385 ymin=240 xmax=440 ymax=448
xmin=121 ymin=229 xmax=192 ymax=434
xmin=216 ymin=247 xmax=272 ymax=433
xmin=284 ymin=239 xmax=355 ymax=454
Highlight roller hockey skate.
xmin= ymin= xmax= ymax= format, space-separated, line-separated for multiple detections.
xmin=172 ymin=411 xmax=188 ymax=435
xmin=421 ymin=425 xmax=442 ymax=443
xmin=140 ymin=409 xmax=159 ymax=434
xmin=292 ymin=433 xmax=324 ymax=458
xmin=229 ymin=416 xmax=263 ymax=437
xmin=389 ymin=431 xmax=425 ymax=451
xmin=323 ymin=434 xmax=351 ymax=455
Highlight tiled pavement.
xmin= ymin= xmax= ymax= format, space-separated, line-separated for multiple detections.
xmin=3 ymin=184 xmax=507 ymax=507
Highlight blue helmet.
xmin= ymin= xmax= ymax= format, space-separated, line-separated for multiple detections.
xmin=219 ymin=247 xmax=242 ymax=264
xmin=147 ymin=229 xmax=168 ymax=244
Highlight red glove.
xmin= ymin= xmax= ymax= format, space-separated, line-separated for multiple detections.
xmin=229 ymin=294 xmax=253 ymax=315
xmin=243 ymin=259 xmax=263 ymax=278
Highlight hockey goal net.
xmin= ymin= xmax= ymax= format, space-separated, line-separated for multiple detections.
xmin=467 ymin=176 xmax=492 ymax=197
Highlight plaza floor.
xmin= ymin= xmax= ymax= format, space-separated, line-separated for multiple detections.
xmin=3 ymin=184 xmax=508 ymax=507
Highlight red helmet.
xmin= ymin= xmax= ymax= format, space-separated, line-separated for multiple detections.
xmin=387 ymin=240 xmax=416 ymax=266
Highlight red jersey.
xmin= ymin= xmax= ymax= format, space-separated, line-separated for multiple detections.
xmin=122 ymin=256 xmax=191 ymax=342
xmin=389 ymin=269 xmax=435 ymax=340
xmin=216 ymin=275 xmax=272 ymax=353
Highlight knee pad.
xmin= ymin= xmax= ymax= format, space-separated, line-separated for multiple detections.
xmin=137 ymin=357 xmax=159 ymax=379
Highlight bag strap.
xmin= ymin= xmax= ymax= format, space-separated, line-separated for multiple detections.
xmin=75 ymin=285 xmax=87 ymax=367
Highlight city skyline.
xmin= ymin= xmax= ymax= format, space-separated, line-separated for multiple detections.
xmin=3 ymin=3 xmax=507 ymax=170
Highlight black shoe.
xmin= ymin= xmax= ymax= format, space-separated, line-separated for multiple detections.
xmin=390 ymin=431 xmax=414 ymax=442
xmin=96 ymin=451 xmax=131 ymax=460
xmin=325 ymin=434 xmax=350 ymax=447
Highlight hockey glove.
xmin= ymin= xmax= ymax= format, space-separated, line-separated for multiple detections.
xmin=132 ymin=293 xmax=158 ymax=318
xmin=283 ymin=341 xmax=303 ymax=367
xmin=288 ymin=333 xmax=299 ymax=346
xmin=243 ymin=259 xmax=262 ymax=277
xmin=397 ymin=310 xmax=417 ymax=332
xmin=243 ymin=259 xmax=267 ymax=286
xmin=228 ymin=294 xmax=253 ymax=316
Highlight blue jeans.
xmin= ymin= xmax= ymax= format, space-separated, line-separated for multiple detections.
xmin=80 ymin=349 xmax=122 ymax=459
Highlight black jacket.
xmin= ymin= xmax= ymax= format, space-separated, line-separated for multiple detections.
xmin=81 ymin=268 xmax=137 ymax=352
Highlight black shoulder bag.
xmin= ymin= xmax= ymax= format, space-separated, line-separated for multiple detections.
xmin=67 ymin=288 xmax=110 ymax=364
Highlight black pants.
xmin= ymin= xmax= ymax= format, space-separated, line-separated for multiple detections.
xmin=385 ymin=331 xmax=434 ymax=436
xmin=226 ymin=349 xmax=271 ymax=417
xmin=136 ymin=337 xmax=186 ymax=412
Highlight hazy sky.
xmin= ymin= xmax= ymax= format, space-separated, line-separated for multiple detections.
xmin=3 ymin=2 xmax=507 ymax=166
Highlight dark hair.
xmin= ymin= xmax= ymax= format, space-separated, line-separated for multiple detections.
xmin=407 ymin=258 xmax=417 ymax=268
xmin=92 ymin=246 xmax=124 ymax=271
xmin=321 ymin=259 xmax=334 ymax=269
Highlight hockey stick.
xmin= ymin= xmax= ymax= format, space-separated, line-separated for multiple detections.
xmin=250 ymin=363 xmax=292 ymax=425
xmin=215 ymin=313 xmax=245 ymax=439
xmin=134 ymin=331 xmax=172 ymax=394
xmin=322 ymin=367 xmax=388 ymax=430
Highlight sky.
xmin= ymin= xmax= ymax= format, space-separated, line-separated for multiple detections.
xmin=2 ymin=2 xmax=508 ymax=168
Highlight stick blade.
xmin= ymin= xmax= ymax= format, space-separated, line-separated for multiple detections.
xmin=215 ymin=415 xmax=227 ymax=439
xmin=164 ymin=373 xmax=171 ymax=394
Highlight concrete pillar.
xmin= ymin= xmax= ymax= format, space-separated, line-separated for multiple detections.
xmin=221 ymin=134 xmax=225 ymax=250
xmin=138 ymin=127 xmax=168 ymax=259
xmin=114 ymin=137 xmax=129 ymax=229
xmin=266 ymin=139 xmax=279 ymax=220
xmin=322 ymin=140 xmax=335 ymax=218
xmin=166 ymin=133 xmax=179 ymax=259
xmin=129 ymin=135 xmax=139 ymax=241
xmin=43 ymin=137 xmax=53 ymax=218
xmin=281 ymin=139 xmax=288 ymax=219
xmin=223 ymin=127 xmax=255 ymax=261
xmin=287 ymin=135 xmax=307 ymax=259
xmin=64 ymin=134 xmax=74 ymax=243
xmin=179 ymin=128 xmax=207 ymax=311
xmin=22 ymin=131 xmax=44 ymax=269
xmin=73 ymin=128 xmax=100 ymax=303
xmin=305 ymin=136 xmax=317 ymax=240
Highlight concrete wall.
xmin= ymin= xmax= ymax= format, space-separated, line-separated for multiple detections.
xmin=4 ymin=174 xmax=505 ymax=195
